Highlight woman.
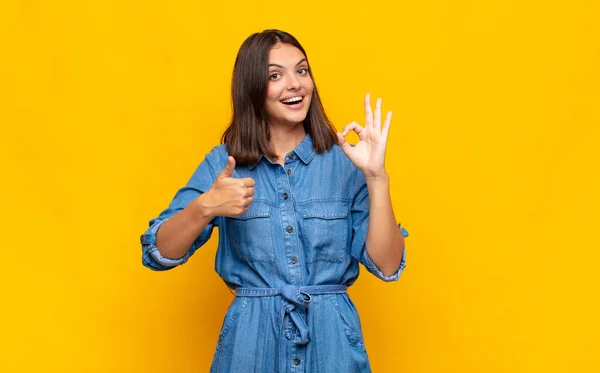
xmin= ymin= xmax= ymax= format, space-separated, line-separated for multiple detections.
xmin=140 ymin=29 xmax=409 ymax=372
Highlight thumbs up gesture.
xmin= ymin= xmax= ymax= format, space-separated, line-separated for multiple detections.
xmin=203 ymin=156 xmax=256 ymax=217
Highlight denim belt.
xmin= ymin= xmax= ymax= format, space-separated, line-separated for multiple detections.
xmin=235 ymin=284 xmax=347 ymax=371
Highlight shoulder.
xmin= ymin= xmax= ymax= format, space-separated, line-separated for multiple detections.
xmin=187 ymin=144 xmax=229 ymax=182
xmin=207 ymin=144 xmax=228 ymax=157
xmin=202 ymin=144 xmax=229 ymax=168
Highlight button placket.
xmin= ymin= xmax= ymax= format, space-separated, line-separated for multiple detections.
xmin=285 ymin=153 xmax=294 ymax=177
xmin=275 ymin=162 xmax=303 ymax=285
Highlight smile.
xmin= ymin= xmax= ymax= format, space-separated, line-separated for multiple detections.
xmin=280 ymin=96 xmax=304 ymax=105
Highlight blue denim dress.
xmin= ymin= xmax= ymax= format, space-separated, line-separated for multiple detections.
xmin=140 ymin=134 xmax=409 ymax=372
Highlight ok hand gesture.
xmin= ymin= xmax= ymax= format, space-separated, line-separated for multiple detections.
xmin=336 ymin=93 xmax=392 ymax=179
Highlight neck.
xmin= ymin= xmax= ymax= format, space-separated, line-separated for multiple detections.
xmin=268 ymin=123 xmax=306 ymax=163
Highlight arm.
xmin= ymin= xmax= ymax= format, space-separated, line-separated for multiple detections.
xmin=338 ymin=93 xmax=407 ymax=278
xmin=141 ymin=152 xmax=255 ymax=270
xmin=154 ymin=194 xmax=216 ymax=260
xmin=156 ymin=156 xmax=255 ymax=259
xmin=364 ymin=173 xmax=405 ymax=277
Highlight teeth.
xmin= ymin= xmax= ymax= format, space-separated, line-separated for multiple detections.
xmin=282 ymin=96 xmax=303 ymax=104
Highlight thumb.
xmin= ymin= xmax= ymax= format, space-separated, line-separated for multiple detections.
xmin=336 ymin=132 xmax=353 ymax=155
xmin=219 ymin=156 xmax=236 ymax=178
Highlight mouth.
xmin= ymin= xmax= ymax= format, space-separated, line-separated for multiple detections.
xmin=280 ymin=95 xmax=305 ymax=110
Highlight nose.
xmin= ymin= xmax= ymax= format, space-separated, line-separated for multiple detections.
xmin=286 ymin=74 xmax=300 ymax=90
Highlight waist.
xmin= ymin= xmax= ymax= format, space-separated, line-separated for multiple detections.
xmin=235 ymin=284 xmax=347 ymax=297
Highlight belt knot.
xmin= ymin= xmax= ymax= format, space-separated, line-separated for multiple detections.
xmin=280 ymin=285 xmax=312 ymax=344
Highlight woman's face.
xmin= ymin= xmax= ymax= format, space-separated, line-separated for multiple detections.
xmin=264 ymin=43 xmax=314 ymax=129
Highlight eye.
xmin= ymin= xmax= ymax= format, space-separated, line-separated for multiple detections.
xmin=269 ymin=72 xmax=280 ymax=80
xmin=298 ymin=68 xmax=308 ymax=75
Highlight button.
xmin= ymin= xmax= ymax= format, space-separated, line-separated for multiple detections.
xmin=287 ymin=153 xmax=295 ymax=159
xmin=291 ymin=256 xmax=297 ymax=264
xmin=294 ymin=358 xmax=301 ymax=365
xmin=286 ymin=226 xmax=293 ymax=233
xmin=286 ymin=169 xmax=292 ymax=175
xmin=285 ymin=332 xmax=291 ymax=340
xmin=282 ymin=193 xmax=288 ymax=200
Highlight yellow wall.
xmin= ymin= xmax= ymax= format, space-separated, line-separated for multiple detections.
xmin=1 ymin=0 xmax=599 ymax=371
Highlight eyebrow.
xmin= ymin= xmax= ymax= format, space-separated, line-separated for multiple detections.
xmin=268 ymin=58 xmax=307 ymax=68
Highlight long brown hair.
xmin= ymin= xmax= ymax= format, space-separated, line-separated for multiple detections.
xmin=221 ymin=29 xmax=337 ymax=165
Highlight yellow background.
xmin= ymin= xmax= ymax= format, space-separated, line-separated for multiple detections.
xmin=1 ymin=0 xmax=599 ymax=372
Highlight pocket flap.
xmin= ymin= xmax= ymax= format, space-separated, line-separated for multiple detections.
xmin=230 ymin=201 xmax=270 ymax=220
xmin=300 ymin=201 xmax=348 ymax=219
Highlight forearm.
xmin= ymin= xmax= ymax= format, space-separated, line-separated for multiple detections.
xmin=156 ymin=193 xmax=215 ymax=260
xmin=364 ymin=173 xmax=405 ymax=277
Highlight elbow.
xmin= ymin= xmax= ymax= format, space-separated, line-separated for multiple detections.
xmin=378 ymin=244 xmax=407 ymax=280
xmin=381 ymin=242 xmax=406 ymax=276
xmin=379 ymin=260 xmax=402 ymax=278
xmin=380 ymin=269 xmax=396 ymax=278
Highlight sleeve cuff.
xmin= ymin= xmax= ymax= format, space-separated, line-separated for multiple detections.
xmin=140 ymin=218 xmax=190 ymax=271
xmin=361 ymin=223 xmax=409 ymax=282
xmin=362 ymin=244 xmax=407 ymax=282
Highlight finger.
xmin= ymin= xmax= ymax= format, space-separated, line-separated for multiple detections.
xmin=374 ymin=98 xmax=382 ymax=133
xmin=219 ymin=156 xmax=236 ymax=178
xmin=234 ymin=206 xmax=249 ymax=216
xmin=240 ymin=177 xmax=255 ymax=188
xmin=336 ymin=131 xmax=353 ymax=155
xmin=341 ymin=122 xmax=365 ymax=137
xmin=364 ymin=93 xmax=373 ymax=129
xmin=243 ymin=196 xmax=254 ymax=207
xmin=382 ymin=111 xmax=392 ymax=140
xmin=244 ymin=187 xmax=255 ymax=198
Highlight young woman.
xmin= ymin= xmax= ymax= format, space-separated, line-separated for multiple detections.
xmin=140 ymin=29 xmax=409 ymax=372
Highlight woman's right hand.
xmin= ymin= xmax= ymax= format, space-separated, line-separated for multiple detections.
xmin=198 ymin=156 xmax=255 ymax=218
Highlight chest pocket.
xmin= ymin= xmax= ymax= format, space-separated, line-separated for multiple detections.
xmin=299 ymin=201 xmax=350 ymax=263
xmin=227 ymin=200 xmax=275 ymax=263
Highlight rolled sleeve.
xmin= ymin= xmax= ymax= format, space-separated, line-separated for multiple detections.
xmin=140 ymin=146 xmax=226 ymax=271
xmin=361 ymin=225 xmax=408 ymax=282
xmin=350 ymin=169 xmax=409 ymax=282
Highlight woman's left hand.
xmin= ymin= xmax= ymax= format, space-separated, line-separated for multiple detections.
xmin=337 ymin=93 xmax=392 ymax=179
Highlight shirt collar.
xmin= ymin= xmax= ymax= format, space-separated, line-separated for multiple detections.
xmin=248 ymin=133 xmax=316 ymax=169
xmin=293 ymin=132 xmax=316 ymax=164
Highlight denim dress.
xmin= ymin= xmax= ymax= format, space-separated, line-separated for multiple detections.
xmin=140 ymin=134 xmax=409 ymax=372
